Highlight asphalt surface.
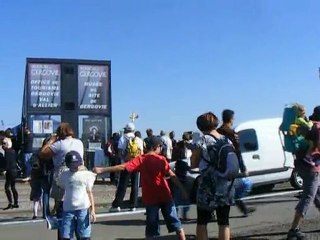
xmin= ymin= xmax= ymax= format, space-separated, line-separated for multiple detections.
xmin=0 ymin=179 xmax=320 ymax=239
xmin=0 ymin=177 xmax=134 ymax=221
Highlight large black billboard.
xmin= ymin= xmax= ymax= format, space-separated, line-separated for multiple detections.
xmin=28 ymin=63 xmax=61 ymax=109
xmin=78 ymin=65 xmax=109 ymax=113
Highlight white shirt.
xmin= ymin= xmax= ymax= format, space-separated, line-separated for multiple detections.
xmin=50 ymin=138 xmax=84 ymax=170
xmin=118 ymin=132 xmax=143 ymax=162
xmin=161 ymin=135 xmax=173 ymax=160
xmin=118 ymin=132 xmax=135 ymax=151
xmin=58 ymin=170 xmax=96 ymax=211
xmin=134 ymin=136 xmax=144 ymax=153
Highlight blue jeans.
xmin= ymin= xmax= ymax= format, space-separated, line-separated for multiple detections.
xmin=23 ymin=153 xmax=33 ymax=177
xmin=61 ymin=209 xmax=91 ymax=239
xmin=172 ymin=184 xmax=190 ymax=218
xmin=41 ymin=174 xmax=52 ymax=218
xmin=145 ymin=200 xmax=182 ymax=237
xmin=296 ymin=168 xmax=320 ymax=216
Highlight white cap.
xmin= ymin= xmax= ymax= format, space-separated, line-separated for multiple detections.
xmin=125 ymin=122 xmax=135 ymax=131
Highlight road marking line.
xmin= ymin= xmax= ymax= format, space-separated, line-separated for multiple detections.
xmin=0 ymin=219 xmax=43 ymax=226
xmin=0 ymin=210 xmax=147 ymax=226
xmin=96 ymin=209 xmax=146 ymax=218
xmin=242 ymin=190 xmax=302 ymax=200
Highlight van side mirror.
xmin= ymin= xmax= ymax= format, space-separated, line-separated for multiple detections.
xmin=244 ymin=142 xmax=258 ymax=151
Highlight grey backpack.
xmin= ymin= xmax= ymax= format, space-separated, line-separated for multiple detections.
xmin=204 ymin=134 xmax=240 ymax=179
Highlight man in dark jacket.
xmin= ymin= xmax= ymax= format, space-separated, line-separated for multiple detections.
xmin=217 ymin=109 xmax=255 ymax=217
xmin=21 ymin=127 xmax=33 ymax=181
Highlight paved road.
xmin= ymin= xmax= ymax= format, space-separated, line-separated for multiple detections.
xmin=1 ymin=179 xmax=320 ymax=239
xmin=1 ymin=191 xmax=320 ymax=240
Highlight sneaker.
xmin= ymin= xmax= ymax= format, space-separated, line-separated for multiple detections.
xmin=45 ymin=215 xmax=59 ymax=230
xmin=287 ymin=228 xmax=306 ymax=240
xmin=12 ymin=204 xmax=19 ymax=209
xmin=130 ymin=207 xmax=136 ymax=211
xmin=181 ymin=216 xmax=192 ymax=223
xmin=243 ymin=207 xmax=256 ymax=217
xmin=22 ymin=177 xmax=31 ymax=182
xmin=109 ymin=206 xmax=121 ymax=212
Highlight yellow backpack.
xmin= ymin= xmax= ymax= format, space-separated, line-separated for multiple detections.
xmin=127 ymin=137 xmax=141 ymax=159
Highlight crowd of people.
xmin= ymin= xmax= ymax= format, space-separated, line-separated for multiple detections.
xmin=0 ymin=104 xmax=320 ymax=240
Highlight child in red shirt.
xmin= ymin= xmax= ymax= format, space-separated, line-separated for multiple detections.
xmin=94 ymin=136 xmax=187 ymax=240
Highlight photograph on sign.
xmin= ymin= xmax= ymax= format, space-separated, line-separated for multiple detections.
xmin=79 ymin=115 xmax=106 ymax=152
xmin=33 ymin=120 xmax=43 ymax=134
xmin=43 ymin=120 xmax=53 ymax=134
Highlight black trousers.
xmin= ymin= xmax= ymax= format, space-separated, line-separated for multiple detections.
xmin=112 ymin=170 xmax=139 ymax=208
xmin=4 ymin=171 xmax=18 ymax=205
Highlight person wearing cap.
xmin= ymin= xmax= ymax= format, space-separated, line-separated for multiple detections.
xmin=57 ymin=151 xmax=96 ymax=240
xmin=93 ymin=136 xmax=187 ymax=240
xmin=109 ymin=122 xmax=143 ymax=212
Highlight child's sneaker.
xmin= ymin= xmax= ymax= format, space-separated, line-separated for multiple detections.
xmin=287 ymin=228 xmax=306 ymax=240
xmin=109 ymin=206 xmax=121 ymax=212
xmin=45 ymin=215 xmax=60 ymax=230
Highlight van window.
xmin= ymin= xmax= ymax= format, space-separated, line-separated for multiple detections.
xmin=238 ymin=129 xmax=258 ymax=152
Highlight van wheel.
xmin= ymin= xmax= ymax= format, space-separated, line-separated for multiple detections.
xmin=290 ymin=169 xmax=303 ymax=189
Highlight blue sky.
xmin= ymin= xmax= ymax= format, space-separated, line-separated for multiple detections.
xmin=1 ymin=1 xmax=320 ymax=138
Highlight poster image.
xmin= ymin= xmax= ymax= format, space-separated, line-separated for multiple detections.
xmin=33 ymin=120 xmax=43 ymax=134
xmin=78 ymin=65 xmax=109 ymax=112
xmin=28 ymin=63 xmax=61 ymax=109
xmin=81 ymin=116 xmax=106 ymax=151
xmin=43 ymin=120 xmax=53 ymax=134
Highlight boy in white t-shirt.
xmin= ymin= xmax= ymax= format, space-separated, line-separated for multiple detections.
xmin=57 ymin=151 xmax=96 ymax=240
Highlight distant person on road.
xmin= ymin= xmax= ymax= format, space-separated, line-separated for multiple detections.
xmin=21 ymin=127 xmax=33 ymax=181
xmin=169 ymin=131 xmax=177 ymax=149
xmin=29 ymin=152 xmax=43 ymax=219
xmin=287 ymin=105 xmax=320 ymax=240
xmin=109 ymin=123 xmax=142 ymax=212
xmin=172 ymin=140 xmax=191 ymax=221
xmin=217 ymin=109 xmax=255 ymax=217
xmin=0 ymin=130 xmax=6 ymax=171
xmin=2 ymin=137 xmax=19 ymax=210
xmin=105 ymin=132 xmax=120 ymax=185
xmin=143 ymin=128 xmax=154 ymax=153
xmin=94 ymin=136 xmax=187 ymax=240
xmin=160 ymin=130 xmax=173 ymax=162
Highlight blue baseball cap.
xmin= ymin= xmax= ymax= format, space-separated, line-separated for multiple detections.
xmin=65 ymin=151 xmax=83 ymax=169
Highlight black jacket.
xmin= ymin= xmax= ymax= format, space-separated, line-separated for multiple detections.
xmin=5 ymin=148 xmax=17 ymax=173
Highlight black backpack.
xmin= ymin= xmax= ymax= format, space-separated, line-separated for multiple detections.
xmin=174 ymin=159 xmax=190 ymax=180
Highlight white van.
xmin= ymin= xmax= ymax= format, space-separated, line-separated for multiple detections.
xmin=236 ymin=118 xmax=303 ymax=190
